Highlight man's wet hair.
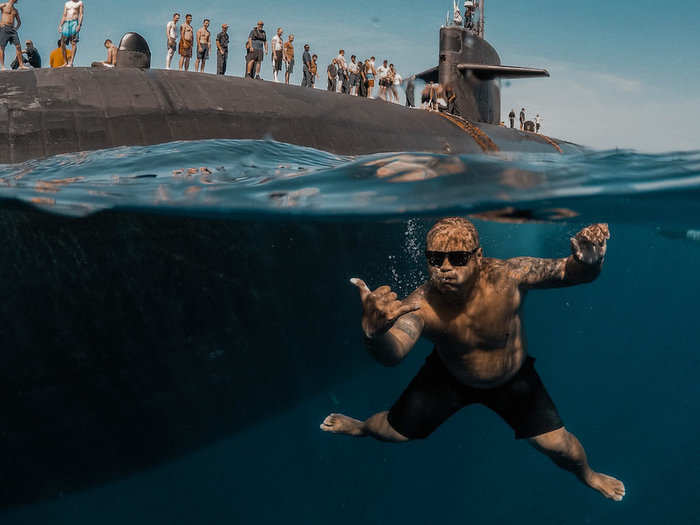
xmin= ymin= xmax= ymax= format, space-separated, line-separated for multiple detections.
xmin=427 ymin=217 xmax=480 ymax=250
xmin=204 ymin=18 xmax=210 ymax=23
xmin=312 ymin=54 xmax=317 ymax=59
xmin=186 ymin=13 xmax=192 ymax=19
xmin=174 ymin=12 xmax=180 ymax=17
xmin=104 ymin=39 xmax=112 ymax=46
xmin=57 ymin=39 xmax=62 ymax=47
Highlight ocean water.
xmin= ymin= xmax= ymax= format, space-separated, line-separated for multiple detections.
xmin=1 ymin=140 xmax=699 ymax=524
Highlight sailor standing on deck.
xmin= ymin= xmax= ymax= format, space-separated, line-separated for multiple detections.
xmin=215 ymin=24 xmax=228 ymax=75
xmin=535 ymin=114 xmax=542 ymax=133
xmin=246 ymin=20 xmax=267 ymax=80
xmin=57 ymin=0 xmax=84 ymax=67
xmin=166 ymin=13 xmax=179 ymax=69
xmin=302 ymin=43 xmax=312 ymax=87
xmin=271 ymin=27 xmax=283 ymax=82
xmin=509 ymin=109 xmax=516 ymax=128
xmin=0 ymin=0 xmax=26 ymax=70
xmin=519 ymin=107 xmax=526 ymax=130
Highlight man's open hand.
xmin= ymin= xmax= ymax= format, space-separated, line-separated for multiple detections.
xmin=570 ymin=223 xmax=610 ymax=265
xmin=350 ymin=278 xmax=420 ymax=338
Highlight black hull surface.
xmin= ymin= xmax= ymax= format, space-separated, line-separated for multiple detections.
xmin=0 ymin=68 xmax=579 ymax=164
xmin=0 ymin=199 xmax=418 ymax=508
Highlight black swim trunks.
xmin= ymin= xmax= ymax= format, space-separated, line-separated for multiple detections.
xmin=387 ymin=350 xmax=563 ymax=440
xmin=0 ymin=25 xmax=20 ymax=49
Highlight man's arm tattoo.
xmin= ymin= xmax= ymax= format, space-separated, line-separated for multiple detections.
xmin=392 ymin=313 xmax=422 ymax=340
xmin=510 ymin=256 xmax=599 ymax=289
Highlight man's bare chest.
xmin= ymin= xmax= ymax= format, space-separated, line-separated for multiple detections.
xmin=424 ymin=289 xmax=522 ymax=349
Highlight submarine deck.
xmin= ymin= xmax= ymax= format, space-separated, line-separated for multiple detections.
xmin=0 ymin=68 xmax=580 ymax=163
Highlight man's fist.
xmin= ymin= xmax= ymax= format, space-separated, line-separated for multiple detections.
xmin=571 ymin=223 xmax=610 ymax=265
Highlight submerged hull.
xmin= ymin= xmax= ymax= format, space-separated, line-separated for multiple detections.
xmin=0 ymin=200 xmax=412 ymax=508
xmin=0 ymin=68 xmax=579 ymax=164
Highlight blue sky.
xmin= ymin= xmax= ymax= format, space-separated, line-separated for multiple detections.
xmin=14 ymin=1 xmax=700 ymax=151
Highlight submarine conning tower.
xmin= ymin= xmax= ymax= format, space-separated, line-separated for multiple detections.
xmin=416 ymin=6 xmax=550 ymax=125
xmin=439 ymin=25 xmax=502 ymax=124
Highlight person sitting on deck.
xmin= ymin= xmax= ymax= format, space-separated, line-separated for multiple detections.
xmin=49 ymin=39 xmax=71 ymax=68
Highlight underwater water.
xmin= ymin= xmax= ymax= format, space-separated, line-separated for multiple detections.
xmin=0 ymin=140 xmax=698 ymax=524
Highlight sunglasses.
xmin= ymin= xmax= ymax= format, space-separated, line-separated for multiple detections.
xmin=425 ymin=248 xmax=479 ymax=267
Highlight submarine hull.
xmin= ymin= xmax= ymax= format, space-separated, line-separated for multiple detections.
xmin=0 ymin=200 xmax=416 ymax=508
xmin=0 ymin=68 xmax=579 ymax=164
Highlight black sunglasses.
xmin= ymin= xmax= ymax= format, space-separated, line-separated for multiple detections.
xmin=425 ymin=248 xmax=479 ymax=267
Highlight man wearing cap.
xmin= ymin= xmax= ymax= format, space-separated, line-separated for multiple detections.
xmin=246 ymin=20 xmax=267 ymax=79
xmin=11 ymin=38 xmax=40 ymax=69
xmin=215 ymin=23 xmax=228 ymax=75
xmin=301 ymin=43 xmax=312 ymax=87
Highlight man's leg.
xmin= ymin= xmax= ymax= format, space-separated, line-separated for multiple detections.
xmin=200 ymin=57 xmax=206 ymax=72
xmin=69 ymin=42 xmax=77 ymax=66
xmin=14 ymin=44 xmax=25 ymax=69
xmin=321 ymin=411 xmax=409 ymax=443
xmin=529 ymin=427 xmax=625 ymax=501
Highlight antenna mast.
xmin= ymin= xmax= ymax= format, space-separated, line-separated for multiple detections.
xmin=480 ymin=0 xmax=485 ymax=37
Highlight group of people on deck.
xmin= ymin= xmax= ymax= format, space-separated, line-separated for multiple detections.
xmin=0 ymin=1 xmax=86 ymax=69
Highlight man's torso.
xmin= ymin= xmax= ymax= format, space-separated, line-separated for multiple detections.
xmin=284 ymin=42 xmax=294 ymax=60
xmin=412 ymin=259 xmax=527 ymax=388
xmin=0 ymin=3 xmax=16 ymax=26
xmin=64 ymin=1 xmax=82 ymax=20
xmin=182 ymin=24 xmax=193 ymax=42
xmin=271 ymin=35 xmax=282 ymax=51
xmin=249 ymin=28 xmax=265 ymax=49
xmin=167 ymin=21 xmax=177 ymax=40
xmin=217 ymin=32 xmax=228 ymax=51
xmin=198 ymin=28 xmax=209 ymax=44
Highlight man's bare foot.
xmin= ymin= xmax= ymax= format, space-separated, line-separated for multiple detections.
xmin=586 ymin=472 xmax=626 ymax=501
xmin=320 ymin=413 xmax=366 ymax=437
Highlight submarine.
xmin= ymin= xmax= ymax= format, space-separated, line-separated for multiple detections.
xmin=0 ymin=4 xmax=579 ymax=510
xmin=0 ymin=6 xmax=579 ymax=165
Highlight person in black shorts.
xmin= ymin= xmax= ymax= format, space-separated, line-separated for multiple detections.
xmin=321 ymin=217 xmax=626 ymax=502
xmin=246 ymin=20 xmax=267 ymax=79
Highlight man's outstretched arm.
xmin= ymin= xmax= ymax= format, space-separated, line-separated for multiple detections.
xmin=509 ymin=223 xmax=610 ymax=289
xmin=351 ymin=278 xmax=423 ymax=367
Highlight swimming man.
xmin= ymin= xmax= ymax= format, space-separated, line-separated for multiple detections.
xmin=58 ymin=0 xmax=83 ymax=67
xmin=321 ymin=217 xmax=626 ymax=502
xmin=0 ymin=0 xmax=26 ymax=70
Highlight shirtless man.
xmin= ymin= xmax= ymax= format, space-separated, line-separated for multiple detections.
xmin=321 ymin=217 xmax=626 ymax=502
xmin=0 ymin=0 xmax=26 ymax=70
xmin=58 ymin=0 xmax=84 ymax=67
xmin=178 ymin=13 xmax=193 ymax=71
xmin=195 ymin=18 xmax=210 ymax=73
xmin=102 ymin=38 xmax=116 ymax=66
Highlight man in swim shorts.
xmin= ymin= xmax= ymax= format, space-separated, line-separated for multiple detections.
xmin=179 ymin=13 xmax=193 ymax=71
xmin=195 ymin=18 xmax=210 ymax=73
xmin=57 ymin=0 xmax=83 ymax=67
xmin=283 ymin=33 xmax=294 ymax=84
xmin=321 ymin=218 xmax=626 ymax=502
xmin=0 ymin=0 xmax=26 ymax=70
